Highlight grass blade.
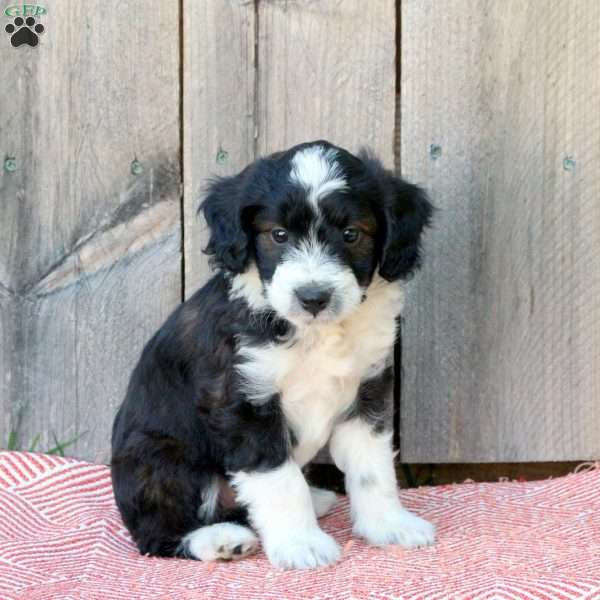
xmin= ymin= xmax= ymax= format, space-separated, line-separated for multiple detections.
xmin=46 ymin=431 xmax=87 ymax=456
xmin=7 ymin=431 xmax=18 ymax=451
xmin=28 ymin=433 xmax=42 ymax=452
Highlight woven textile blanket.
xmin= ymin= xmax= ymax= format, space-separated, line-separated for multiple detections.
xmin=0 ymin=452 xmax=599 ymax=600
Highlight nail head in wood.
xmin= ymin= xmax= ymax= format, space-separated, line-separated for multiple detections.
xmin=429 ymin=144 xmax=442 ymax=160
xmin=130 ymin=159 xmax=144 ymax=175
xmin=4 ymin=156 xmax=17 ymax=172
xmin=216 ymin=149 xmax=229 ymax=165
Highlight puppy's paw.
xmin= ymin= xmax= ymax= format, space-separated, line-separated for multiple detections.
xmin=265 ymin=527 xmax=340 ymax=570
xmin=355 ymin=508 xmax=435 ymax=548
xmin=183 ymin=523 xmax=259 ymax=561
xmin=310 ymin=486 xmax=338 ymax=518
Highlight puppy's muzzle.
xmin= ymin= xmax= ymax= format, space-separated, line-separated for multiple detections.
xmin=294 ymin=285 xmax=333 ymax=317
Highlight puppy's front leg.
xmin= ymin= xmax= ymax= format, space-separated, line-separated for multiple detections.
xmin=330 ymin=418 xmax=435 ymax=548
xmin=232 ymin=460 xmax=340 ymax=569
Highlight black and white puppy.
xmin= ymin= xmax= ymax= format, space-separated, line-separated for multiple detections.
xmin=111 ymin=140 xmax=434 ymax=570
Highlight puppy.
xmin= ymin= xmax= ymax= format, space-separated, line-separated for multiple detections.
xmin=111 ymin=140 xmax=434 ymax=570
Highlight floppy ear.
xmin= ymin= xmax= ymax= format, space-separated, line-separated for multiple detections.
xmin=360 ymin=152 xmax=433 ymax=281
xmin=200 ymin=172 xmax=251 ymax=274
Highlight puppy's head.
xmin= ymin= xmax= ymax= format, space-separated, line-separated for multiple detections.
xmin=201 ymin=141 xmax=432 ymax=326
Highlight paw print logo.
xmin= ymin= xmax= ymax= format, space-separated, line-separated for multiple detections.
xmin=5 ymin=16 xmax=45 ymax=47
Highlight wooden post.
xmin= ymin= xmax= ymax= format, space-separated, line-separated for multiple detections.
xmin=0 ymin=1 xmax=181 ymax=461
xmin=400 ymin=0 xmax=600 ymax=462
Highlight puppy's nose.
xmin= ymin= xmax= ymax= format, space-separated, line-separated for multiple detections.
xmin=295 ymin=286 xmax=332 ymax=316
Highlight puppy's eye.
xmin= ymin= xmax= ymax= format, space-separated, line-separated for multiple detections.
xmin=343 ymin=227 xmax=360 ymax=244
xmin=271 ymin=228 xmax=289 ymax=244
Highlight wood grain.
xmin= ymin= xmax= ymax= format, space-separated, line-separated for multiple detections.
xmin=184 ymin=0 xmax=396 ymax=289
xmin=182 ymin=1 xmax=397 ymax=461
xmin=257 ymin=0 xmax=397 ymax=459
xmin=0 ymin=1 xmax=181 ymax=460
xmin=257 ymin=0 xmax=396 ymax=163
xmin=183 ymin=0 xmax=257 ymax=296
xmin=3 ymin=0 xmax=596 ymax=465
xmin=400 ymin=0 xmax=600 ymax=462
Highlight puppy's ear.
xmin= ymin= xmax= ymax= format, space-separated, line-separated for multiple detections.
xmin=359 ymin=151 xmax=433 ymax=281
xmin=200 ymin=171 xmax=251 ymax=274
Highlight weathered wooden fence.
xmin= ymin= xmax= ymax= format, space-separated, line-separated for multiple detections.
xmin=1 ymin=0 xmax=598 ymax=463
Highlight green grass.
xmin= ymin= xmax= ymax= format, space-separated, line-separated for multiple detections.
xmin=6 ymin=430 xmax=18 ymax=451
xmin=4 ymin=430 xmax=87 ymax=456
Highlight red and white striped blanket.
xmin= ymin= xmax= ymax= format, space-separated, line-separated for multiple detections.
xmin=0 ymin=451 xmax=599 ymax=600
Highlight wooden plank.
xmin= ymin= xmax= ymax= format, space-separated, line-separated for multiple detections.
xmin=0 ymin=1 xmax=181 ymax=461
xmin=257 ymin=0 xmax=396 ymax=162
xmin=183 ymin=0 xmax=397 ymax=461
xmin=258 ymin=0 xmax=397 ymax=458
xmin=396 ymin=462 xmax=583 ymax=488
xmin=400 ymin=0 xmax=600 ymax=462
xmin=184 ymin=0 xmax=396 ymax=287
xmin=0 ymin=295 xmax=13 ymax=450
xmin=309 ymin=461 xmax=583 ymax=493
xmin=183 ymin=0 xmax=256 ymax=296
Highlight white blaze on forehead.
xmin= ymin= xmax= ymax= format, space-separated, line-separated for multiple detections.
xmin=289 ymin=145 xmax=348 ymax=209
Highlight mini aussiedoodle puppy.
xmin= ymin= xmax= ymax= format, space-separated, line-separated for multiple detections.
xmin=111 ymin=140 xmax=435 ymax=570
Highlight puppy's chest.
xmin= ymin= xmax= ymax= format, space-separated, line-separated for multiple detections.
xmin=278 ymin=336 xmax=365 ymax=466
xmin=272 ymin=283 xmax=402 ymax=466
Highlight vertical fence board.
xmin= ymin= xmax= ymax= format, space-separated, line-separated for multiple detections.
xmin=400 ymin=0 xmax=600 ymax=462
xmin=183 ymin=0 xmax=256 ymax=296
xmin=257 ymin=0 xmax=396 ymax=163
xmin=0 ymin=296 xmax=13 ymax=449
xmin=0 ymin=1 xmax=181 ymax=460
xmin=258 ymin=0 xmax=397 ymax=456
xmin=183 ymin=0 xmax=397 ymax=460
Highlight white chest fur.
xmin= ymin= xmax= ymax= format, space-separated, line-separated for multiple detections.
xmin=236 ymin=277 xmax=404 ymax=467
